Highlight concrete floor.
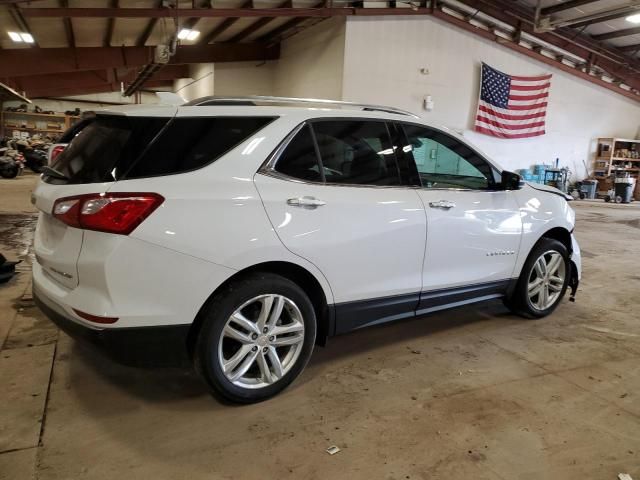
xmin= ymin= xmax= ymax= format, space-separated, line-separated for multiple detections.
xmin=1 ymin=174 xmax=639 ymax=480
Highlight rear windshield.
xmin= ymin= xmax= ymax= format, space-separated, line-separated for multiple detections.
xmin=45 ymin=115 xmax=275 ymax=184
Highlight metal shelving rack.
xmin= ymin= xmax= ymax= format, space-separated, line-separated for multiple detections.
xmin=594 ymin=137 xmax=640 ymax=197
xmin=0 ymin=111 xmax=80 ymax=139
xmin=594 ymin=138 xmax=640 ymax=176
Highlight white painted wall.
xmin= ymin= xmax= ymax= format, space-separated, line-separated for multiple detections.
xmin=213 ymin=19 xmax=345 ymax=99
xmin=342 ymin=16 xmax=640 ymax=179
xmin=215 ymin=62 xmax=275 ymax=96
xmin=173 ymin=63 xmax=215 ymax=101
xmin=272 ymin=18 xmax=345 ymax=99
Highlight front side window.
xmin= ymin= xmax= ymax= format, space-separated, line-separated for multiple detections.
xmin=311 ymin=120 xmax=401 ymax=186
xmin=402 ymin=124 xmax=494 ymax=190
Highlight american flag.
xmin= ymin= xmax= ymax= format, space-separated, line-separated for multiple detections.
xmin=474 ymin=63 xmax=551 ymax=139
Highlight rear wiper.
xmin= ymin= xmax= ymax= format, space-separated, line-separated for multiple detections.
xmin=41 ymin=166 xmax=69 ymax=180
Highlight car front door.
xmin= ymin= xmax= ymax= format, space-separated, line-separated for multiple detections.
xmin=254 ymin=119 xmax=426 ymax=333
xmin=398 ymin=123 xmax=523 ymax=312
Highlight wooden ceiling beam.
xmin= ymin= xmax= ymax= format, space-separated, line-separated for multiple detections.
xmin=199 ymin=0 xmax=253 ymax=44
xmin=60 ymin=0 xmax=76 ymax=48
xmin=22 ymin=6 xmax=349 ymax=18
xmin=257 ymin=1 xmax=324 ymax=43
xmin=227 ymin=0 xmax=292 ymax=43
xmin=105 ymin=0 xmax=119 ymax=47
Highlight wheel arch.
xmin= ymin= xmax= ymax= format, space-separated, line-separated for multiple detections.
xmin=187 ymin=261 xmax=333 ymax=359
xmin=540 ymin=226 xmax=573 ymax=255
xmin=511 ymin=225 xmax=573 ymax=294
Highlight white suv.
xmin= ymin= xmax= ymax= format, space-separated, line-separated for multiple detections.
xmin=32 ymin=97 xmax=581 ymax=403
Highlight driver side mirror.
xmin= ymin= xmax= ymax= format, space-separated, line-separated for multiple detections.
xmin=501 ymin=170 xmax=523 ymax=190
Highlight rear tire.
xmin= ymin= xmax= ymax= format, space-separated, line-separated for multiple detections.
xmin=504 ymin=238 xmax=570 ymax=319
xmin=195 ymin=273 xmax=316 ymax=403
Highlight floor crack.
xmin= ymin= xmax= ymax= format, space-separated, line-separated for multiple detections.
xmin=0 ymin=445 xmax=37 ymax=456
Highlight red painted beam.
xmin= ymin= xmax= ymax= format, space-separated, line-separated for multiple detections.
xmin=540 ymin=0 xmax=600 ymax=16
xmin=20 ymin=6 xmax=439 ymax=18
xmin=257 ymin=0 xmax=325 ymax=43
xmin=11 ymin=65 xmax=190 ymax=94
xmin=228 ymin=0 xmax=292 ymax=43
xmin=0 ymin=43 xmax=279 ymax=77
xmin=199 ymin=0 xmax=254 ymax=44
xmin=27 ymin=80 xmax=173 ymax=99
xmin=430 ymin=9 xmax=639 ymax=102
xmin=453 ymin=0 xmax=640 ymax=90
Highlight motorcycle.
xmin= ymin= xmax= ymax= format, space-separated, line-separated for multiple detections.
xmin=0 ymin=147 xmax=23 ymax=179
xmin=11 ymin=140 xmax=47 ymax=173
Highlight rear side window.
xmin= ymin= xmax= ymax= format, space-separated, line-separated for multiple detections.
xmin=47 ymin=115 xmax=274 ymax=184
xmin=48 ymin=115 xmax=168 ymax=185
xmin=273 ymin=125 xmax=322 ymax=182
xmin=126 ymin=117 xmax=274 ymax=179
xmin=312 ymin=121 xmax=401 ymax=186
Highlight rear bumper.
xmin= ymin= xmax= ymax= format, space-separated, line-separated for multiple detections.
xmin=34 ymin=286 xmax=191 ymax=367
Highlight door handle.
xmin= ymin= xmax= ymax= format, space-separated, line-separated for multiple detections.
xmin=287 ymin=196 xmax=327 ymax=209
xmin=429 ymin=200 xmax=456 ymax=209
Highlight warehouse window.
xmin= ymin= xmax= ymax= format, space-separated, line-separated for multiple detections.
xmin=274 ymin=125 xmax=323 ymax=182
xmin=311 ymin=120 xmax=402 ymax=186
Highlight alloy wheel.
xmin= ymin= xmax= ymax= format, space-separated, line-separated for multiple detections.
xmin=527 ymin=250 xmax=566 ymax=311
xmin=217 ymin=294 xmax=305 ymax=389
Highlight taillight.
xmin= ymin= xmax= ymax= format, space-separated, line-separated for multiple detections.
xmin=50 ymin=145 xmax=65 ymax=163
xmin=52 ymin=193 xmax=164 ymax=235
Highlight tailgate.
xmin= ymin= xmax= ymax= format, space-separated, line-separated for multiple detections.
xmin=32 ymin=109 xmax=175 ymax=289
xmin=33 ymin=182 xmax=113 ymax=289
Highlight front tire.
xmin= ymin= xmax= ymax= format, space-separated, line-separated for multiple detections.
xmin=504 ymin=238 xmax=570 ymax=319
xmin=195 ymin=273 xmax=316 ymax=403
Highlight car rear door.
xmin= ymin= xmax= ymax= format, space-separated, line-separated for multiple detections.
xmin=397 ymin=122 xmax=523 ymax=306
xmin=254 ymin=119 xmax=426 ymax=333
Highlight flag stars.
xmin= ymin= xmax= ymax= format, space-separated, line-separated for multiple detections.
xmin=480 ymin=64 xmax=511 ymax=108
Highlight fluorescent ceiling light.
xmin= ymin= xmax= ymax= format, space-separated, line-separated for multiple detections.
xmin=7 ymin=31 xmax=22 ymax=42
xmin=20 ymin=33 xmax=34 ymax=43
xmin=627 ymin=13 xmax=640 ymax=23
xmin=178 ymin=28 xmax=200 ymax=40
